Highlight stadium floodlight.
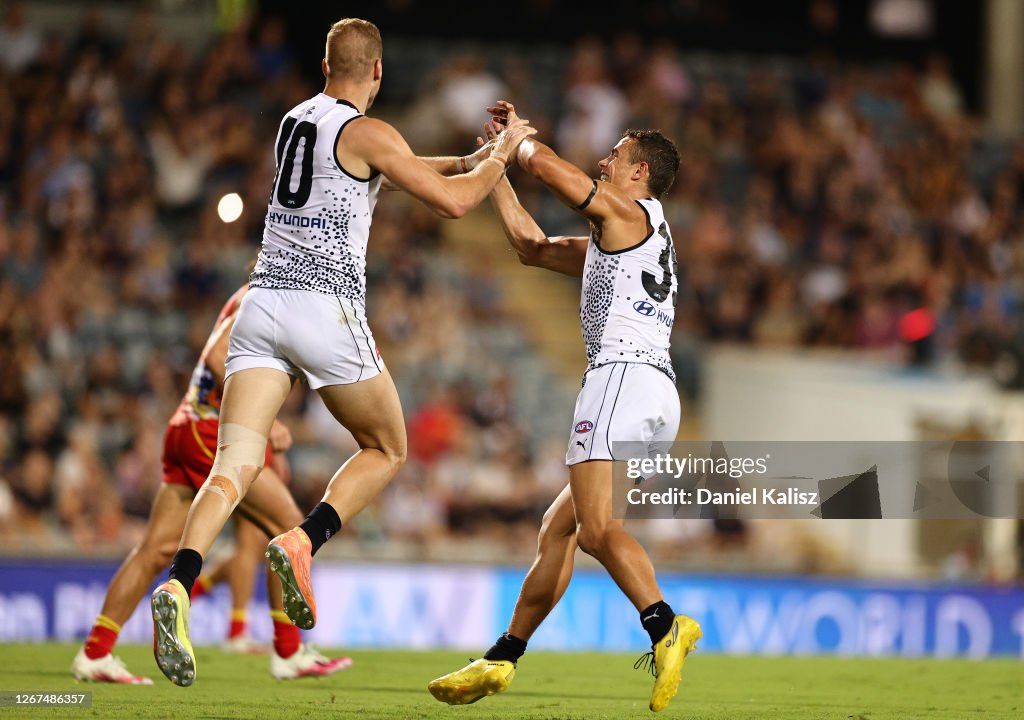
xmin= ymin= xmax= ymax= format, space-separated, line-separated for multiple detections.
xmin=217 ymin=193 xmax=244 ymax=223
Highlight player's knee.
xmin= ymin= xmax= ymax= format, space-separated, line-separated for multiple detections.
xmin=538 ymin=506 xmax=570 ymax=546
xmin=153 ymin=543 xmax=177 ymax=569
xmin=136 ymin=541 xmax=176 ymax=574
xmin=381 ymin=439 xmax=406 ymax=471
xmin=388 ymin=447 xmax=406 ymax=469
xmin=206 ymin=423 xmax=268 ymax=510
xmin=358 ymin=432 xmax=406 ymax=471
xmin=575 ymin=522 xmax=611 ymax=558
xmin=538 ymin=510 xmax=558 ymax=541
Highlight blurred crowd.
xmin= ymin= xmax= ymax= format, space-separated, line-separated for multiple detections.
xmin=409 ymin=37 xmax=1022 ymax=377
xmin=2 ymin=2 xmax=1017 ymax=575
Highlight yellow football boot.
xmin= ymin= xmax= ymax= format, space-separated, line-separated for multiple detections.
xmin=647 ymin=615 xmax=701 ymax=712
xmin=428 ymin=658 xmax=516 ymax=705
xmin=151 ymin=579 xmax=197 ymax=687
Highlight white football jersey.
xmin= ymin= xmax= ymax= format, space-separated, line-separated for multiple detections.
xmin=580 ymin=197 xmax=677 ymax=381
xmin=251 ymin=94 xmax=382 ymax=303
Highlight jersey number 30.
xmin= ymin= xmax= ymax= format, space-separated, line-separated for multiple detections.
xmin=273 ymin=117 xmax=318 ymax=209
xmin=641 ymin=223 xmax=678 ymax=306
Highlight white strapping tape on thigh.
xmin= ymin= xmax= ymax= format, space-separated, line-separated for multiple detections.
xmin=203 ymin=423 xmax=268 ymax=511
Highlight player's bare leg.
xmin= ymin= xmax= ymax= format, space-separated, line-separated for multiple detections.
xmin=152 ymin=368 xmax=292 ymax=686
xmin=99 ymin=484 xmax=195 ymax=627
xmin=214 ymin=517 xmax=268 ymax=653
xmin=429 ymin=485 xmax=577 ymax=705
xmin=569 ymin=460 xmax=661 ymax=611
xmin=234 ymin=466 xmax=303 ymax=550
xmin=267 ymin=367 xmax=406 ymax=629
xmin=179 ymin=368 xmax=295 ymax=557
xmin=570 ymin=459 xmax=700 ymax=712
xmin=226 ymin=517 xmax=265 ymax=607
xmin=72 ymin=483 xmax=193 ymax=684
xmin=315 ymin=367 xmax=407 ymax=522
xmin=507 ymin=485 xmax=577 ymax=640
xmin=254 ymin=471 xmax=323 ymax=630
xmin=222 ymin=467 xmax=350 ymax=676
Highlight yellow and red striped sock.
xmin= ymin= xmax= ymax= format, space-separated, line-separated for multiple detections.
xmin=228 ymin=609 xmax=248 ymax=639
xmin=271 ymin=610 xmax=300 ymax=659
xmin=190 ymin=575 xmax=215 ymax=600
xmin=84 ymin=614 xmax=120 ymax=660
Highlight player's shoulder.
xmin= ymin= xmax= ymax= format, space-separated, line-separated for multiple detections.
xmin=338 ymin=115 xmax=404 ymax=151
xmin=280 ymin=93 xmax=355 ymax=124
xmin=596 ymin=183 xmax=651 ymax=224
xmin=634 ymin=196 xmax=666 ymax=219
xmin=341 ymin=114 xmax=395 ymax=136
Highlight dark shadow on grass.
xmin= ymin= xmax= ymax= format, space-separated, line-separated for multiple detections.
xmin=333 ymin=685 xmax=637 ymax=702
xmin=506 ymin=690 xmax=638 ymax=702
xmin=11 ymin=670 xmax=80 ymax=679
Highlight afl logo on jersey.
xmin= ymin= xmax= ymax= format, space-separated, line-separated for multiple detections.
xmin=633 ymin=300 xmax=656 ymax=316
xmin=574 ymin=420 xmax=594 ymax=434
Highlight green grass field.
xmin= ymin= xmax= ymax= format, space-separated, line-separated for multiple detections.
xmin=0 ymin=644 xmax=1020 ymax=719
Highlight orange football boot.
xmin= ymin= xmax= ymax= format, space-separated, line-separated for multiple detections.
xmin=265 ymin=528 xmax=317 ymax=630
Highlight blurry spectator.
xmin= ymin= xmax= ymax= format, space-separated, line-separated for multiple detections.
xmin=12 ymin=449 xmax=54 ymax=526
xmin=753 ymin=275 xmax=805 ymax=347
xmin=71 ymin=5 xmax=117 ymax=62
xmin=4 ymin=220 xmax=44 ymax=292
xmin=55 ymin=424 xmax=124 ymax=546
xmin=147 ymin=103 xmax=214 ymax=211
xmin=854 ymin=292 xmax=901 ymax=351
xmin=647 ymin=42 xmax=693 ymax=106
xmin=381 ymin=474 xmax=446 ymax=544
xmin=408 ymin=387 xmax=464 ymax=465
xmin=20 ymin=390 xmax=64 ymax=456
xmin=254 ymin=17 xmax=290 ymax=79
xmin=556 ymin=38 xmax=627 ymax=168
xmin=0 ymin=472 xmax=14 ymax=541
xmin=609 ymin=33 xmax=644 ymax=90
xmin=437 ymin=50 xmax=506 ymax=138
xmin=0 ymin=1 xmax=41 ymax=73
xmin=940 ymin=534 xmax=983 ymax=581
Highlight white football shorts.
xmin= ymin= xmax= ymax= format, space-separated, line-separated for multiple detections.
xmin=226 ymin=287 xmax=383 ymax=389
xmin=566 ymin=362 xmax=680 ymax=466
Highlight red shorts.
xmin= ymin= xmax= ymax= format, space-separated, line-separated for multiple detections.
xmin=162 ymin=419 xmax=274 ymax=493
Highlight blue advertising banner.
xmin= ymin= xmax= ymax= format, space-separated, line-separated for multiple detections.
xmin=1 ymin=559 xmax=1022 ymax=658
xmin=0 ymin=558 xmax=270 ymax=647
xmin=498 ymin=571 xmax=1024 ymax=658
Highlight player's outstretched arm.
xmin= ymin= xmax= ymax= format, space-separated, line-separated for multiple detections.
xmin=489 ymin=100 xmax=647 ymax=236
xmin=418 ymin=141 xmax=495 ymax=176
xmin=515 ymin=138 xmax=641 ymax=223
xmin=491 ymin=175 xmax=587 ymax=277
xmin=381 ymin=143 xmax=494 ymax=191
xmin=342 ymin=116 xmax=535 ymax=219
xmin=489 ymin=101 xmax=639 ymax=225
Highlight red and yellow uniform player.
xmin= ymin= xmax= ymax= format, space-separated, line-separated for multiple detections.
xmin=72 ymin=287 xmax=351 ymax=683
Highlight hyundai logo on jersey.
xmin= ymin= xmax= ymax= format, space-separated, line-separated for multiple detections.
xmin=633 ymin=300 xmax=656 ymax=316
xmin=575 ymin=420 xmax=594 ymax=433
